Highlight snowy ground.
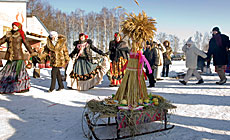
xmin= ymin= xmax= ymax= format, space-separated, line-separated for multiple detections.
xmin=0 ymin=60 xmax=230 ymax=140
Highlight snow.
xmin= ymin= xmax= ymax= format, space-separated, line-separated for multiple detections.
xmin=1 ymin=60 xmax=230 ymax=140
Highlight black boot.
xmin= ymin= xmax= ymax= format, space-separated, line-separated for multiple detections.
xmin=216 ymin=78 xmax=227 ymax=85
xmin=179 ymin=80 xmax=187 ymax=85
xmin=148 ymin=84 xmax=155 ymax=88
xmin=196 ymin=79 xmax=204 ymax=84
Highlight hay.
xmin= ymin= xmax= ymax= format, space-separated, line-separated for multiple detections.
xmin=85 ymin=98 xmax=176 ymax=136
xmin=121 ymin=11 xmax=157 ymax=52
xmin=113 ymin=58 xmax=148 ymax=106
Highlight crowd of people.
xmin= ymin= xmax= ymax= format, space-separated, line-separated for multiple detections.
xmin=0 ymin=22 xmax=230 ymax=94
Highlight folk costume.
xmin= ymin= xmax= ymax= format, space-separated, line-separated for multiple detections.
xmin=66 ymin=33 xmax=109 ymax=90
xmin=0 ymin=22 xmax=37 ymax=94
xmin=108 ymin=33 xmax=130 ymax=86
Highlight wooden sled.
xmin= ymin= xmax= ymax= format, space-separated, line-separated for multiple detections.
xmin=82 ymin=108 xmax=174 ymax=140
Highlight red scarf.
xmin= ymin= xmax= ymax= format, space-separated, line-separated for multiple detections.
xmin=12 ymin=22 xmax=25 ymax=41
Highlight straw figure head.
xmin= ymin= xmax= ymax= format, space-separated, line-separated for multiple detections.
xmin=121 ymin=11 xmax=157 ymax=52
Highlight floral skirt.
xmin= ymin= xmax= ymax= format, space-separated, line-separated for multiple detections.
xmin=0 ymin=60 xmax=30 ymax=94
xmin=66 ymin=57 xmax=110 ymax=90
xmin=109 ymin=57 xmax=127 ymax=86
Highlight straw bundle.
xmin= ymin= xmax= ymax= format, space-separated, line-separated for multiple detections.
xmin=121 ymin=11 xmax=157 ymax=52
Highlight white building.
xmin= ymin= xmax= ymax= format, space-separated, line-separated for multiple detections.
xmin=0 ymin=0 xmax=49 ymax=52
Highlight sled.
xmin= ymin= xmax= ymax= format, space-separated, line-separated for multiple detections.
xmin=82 ymin=107 xmax=174 ymax=140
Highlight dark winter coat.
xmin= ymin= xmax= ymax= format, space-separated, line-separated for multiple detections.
xmin=143 ymin=47 xmax=158 ymax=68
xmin=69 ymin=39 xmax=105 ymax=61
xmin=109 ymin=40 xmax=130 ymax=62
xmin=207 ymin=34 xmax=229 ymax=66
xmin=0 ymin=30 xmax=36 ymax=61
xmin=40 ymin=35 xmax=70 ymax=67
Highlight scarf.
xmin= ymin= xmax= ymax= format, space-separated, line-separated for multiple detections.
xmin=12 ymin=22 xmax=25 ymax=42
xmin=213 ymin=34 xmax=222 ymax=47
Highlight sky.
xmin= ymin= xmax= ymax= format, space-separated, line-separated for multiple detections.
xmin=44 ymin=0 xmax=230 ymax=41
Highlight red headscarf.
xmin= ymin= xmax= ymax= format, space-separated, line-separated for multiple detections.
xmin=79 ymin=33 xmax=88 ymax=40
xmin=12 ymin=22 xmax=25 ymax=41
xmin=114 ymin=32 xmax=120 ymax=38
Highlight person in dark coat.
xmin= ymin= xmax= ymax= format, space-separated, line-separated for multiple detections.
xmin=207 ymin=27 xmax=229 ymax=85
xmin=143 ymin=41 xmax=157 ymax=87
xmin=108 ymin=32 xmax=130 ymax=86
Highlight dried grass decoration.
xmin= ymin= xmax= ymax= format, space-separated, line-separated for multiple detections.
xmin=113 ymin=11 xmax=157 ymax=106
xmin=121 ymin=11 xmax=157 ymax=52
xmin=84 ymin=94 xmax=176 ymax=136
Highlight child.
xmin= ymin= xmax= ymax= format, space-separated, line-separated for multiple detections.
xmin=179 ymin=37 xmax=207 ymax=85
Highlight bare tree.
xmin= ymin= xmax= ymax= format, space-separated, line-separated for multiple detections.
xmin=26 ymin=0 xmax=126 ymax=54
xmin=194 ymin=31 xmax=203 ymax=50
xmin=201 ymin=32 xmax=211 ymax=52
xmin=156 ymin=32 xmax=167 ymax=43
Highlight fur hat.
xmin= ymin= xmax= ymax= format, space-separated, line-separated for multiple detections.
xmin=163 ymin=40 xmax=170 ymax=46
xmin=186 ymin=37 xmax=194 ymax=45
xmin=212 ymin=27 xmax=220 ymax=32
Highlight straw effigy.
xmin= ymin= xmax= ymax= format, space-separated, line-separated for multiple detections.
xmin=113 ymin=11 xmax=157 ymax=106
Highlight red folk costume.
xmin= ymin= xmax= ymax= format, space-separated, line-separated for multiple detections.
xmin=0 ymin=22 xmax=36 ymax=94
xmin=108 ymin=33 xmax=130 ymax=86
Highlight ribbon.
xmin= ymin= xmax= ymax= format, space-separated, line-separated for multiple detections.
xmin=136 ymin=112 xmax=143 ymax=125
xmin=121 ymin=52 xmax=152 ymax=74
xmin=118 ymin=115 xmax=126 ymax=129
xmin=121 ymin=51 xmax=153 ymax=98
xmin=146 ymin=111 xmax=158 ymax=122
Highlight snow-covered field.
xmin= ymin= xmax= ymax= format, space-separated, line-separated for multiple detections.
xmin=0 ymin=60 xmax=230 ymax=140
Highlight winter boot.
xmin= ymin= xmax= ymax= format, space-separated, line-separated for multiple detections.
xmin=179 ymin=80 xmax=187 ymax=85
xmin=216 ymin=78 xmax=227 ymax=85
xmin=196 ymin=79 xmax=204 ymax=84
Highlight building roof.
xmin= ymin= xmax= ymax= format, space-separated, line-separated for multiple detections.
xmin=27 ymin=15 xmax=49 ymax=33
xmin=0 ymin=0 xmax=28 ymax=2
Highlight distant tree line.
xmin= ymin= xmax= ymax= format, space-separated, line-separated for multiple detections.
xmin=27 ymin=0 xmax=211 ymax=55
xmin=27 ymin=0 xmax=125 ymax=53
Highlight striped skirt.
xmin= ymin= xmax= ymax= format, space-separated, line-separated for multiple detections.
xmin=0 ymin=60 xmax=30 ymax=94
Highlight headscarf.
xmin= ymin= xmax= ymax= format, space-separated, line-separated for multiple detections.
xmin=114 ymin=32 xmax=121 ymax=39
xmin=79 ymin=33 xmax=88 ymax=40
xmin=49 ymin=31 xmax=58 ymax=38
xmin=49 ymin=31 xmax=58 ymax=45
xmin=12 ymin=22 xmax=25 ymax=41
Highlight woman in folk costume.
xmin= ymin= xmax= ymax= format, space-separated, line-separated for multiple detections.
xmin=67 ymin=33 xmax=109 ymax=90
xmin=0 ymin=22 xmax=37 ymax=94
xmin=113 ymin=11 xmax=157 ymax=106
xmin=108 ymin=32 xmax=130 ymax=87
xmin=40 ymin=31 xmax=70 ymax=92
